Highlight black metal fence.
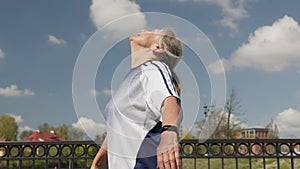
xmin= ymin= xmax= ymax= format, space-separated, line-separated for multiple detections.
xmin=180 ymin=139 xmax=300 ymax=169
xmin=1 ymin=139 xmax=300 ymax=169
xmin=0 ymin=141 xmax=99 ymax=169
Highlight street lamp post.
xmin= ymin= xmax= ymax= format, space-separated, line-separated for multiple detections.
xmin=203 ymin=104 xmax=214 ymax=139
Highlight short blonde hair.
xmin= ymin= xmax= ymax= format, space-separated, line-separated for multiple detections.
xmin=155 ymin=28 xmax=182 ymax=69
xmin=155 ymin=28 xmax=182 ymax=96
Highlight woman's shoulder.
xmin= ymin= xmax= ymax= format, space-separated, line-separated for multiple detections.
xmin=142 ymin=60 xmax=170 ymax=72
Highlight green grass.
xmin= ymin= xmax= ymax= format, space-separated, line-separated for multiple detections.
xmin=181 ymin=158 xmax=300 ymax=169
xmin=2 ymin=157 xmax=300 ymax=168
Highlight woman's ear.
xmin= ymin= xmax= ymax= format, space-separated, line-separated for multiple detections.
xmin=152 ymin=45 xmax=165 ymax=55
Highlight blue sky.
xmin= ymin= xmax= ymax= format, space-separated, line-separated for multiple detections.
xmin=0 ymin=0 xmax=300 ymax=138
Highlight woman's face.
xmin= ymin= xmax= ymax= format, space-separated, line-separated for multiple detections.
xmin=130 ymin=29 xmax=159 ymax=48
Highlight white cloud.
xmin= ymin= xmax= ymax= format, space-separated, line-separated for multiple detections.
xmin=24 ymin=88 xmax=35 ymax=96
xmin=18 ymin=125 xmax=34 ymax=133
xmin=212 ymin=0 xmax=248 ymax=33
xmin=102 ymin=88 xmax=113 ymax=97
xmin=0 ymin=48 xmax=5 ymax=59
xmin=48 ymin=35 xmax=66 ymax=45
xmin=0 ymin=85 xmax=35 ymax=97
xmin=72 ymin=117 xmax=106 ymax=139
xmin=211 ymin=15 xmax=300 ymax=74
xmin=275 ymin=108 xmax=300 ymax=138
xmin=178 ymin=0 xmax=248 ymax=32
xmin=90 ymin=89 xmax=100 ymax=96
xmin=7 ymin=113 xmax=24 ymax=123
xmin=89 ymin=0 xmax=146 ymax=38
xmin=231 ymin=15 xmax=300 ymax=72
xmin=223 ymin=111 xmax=247 ymax=129
xmin=207 ymin=58 xmax=232 ymax=74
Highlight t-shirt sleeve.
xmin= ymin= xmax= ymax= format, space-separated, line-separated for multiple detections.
xmin=143 ymin=63 xmax=180 ymax=114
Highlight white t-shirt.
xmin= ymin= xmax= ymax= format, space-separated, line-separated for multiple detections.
xmin=105 ymin=60 xmax=180 ymax=169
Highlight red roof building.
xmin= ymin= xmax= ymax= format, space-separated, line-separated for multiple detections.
xmin=22 ymin=130 xmax=64 ymax=141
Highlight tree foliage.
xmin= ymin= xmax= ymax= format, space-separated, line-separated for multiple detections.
xmin=38 ymin=122 xmax=54 ymax=132
xmin=194 ymin=89 xmax=245 ymax=140
xmin=19 ymin=129 xmax=33 ymax=140
xmin=54 ymin=124 xmax=69 ymax=140
xmin=224 ymin=89 xmax=244 ymax=139
xmin=37 ymin=123 xmax=69 ymax=140
xmin=265 ymin=119 xmax=279 ymax=139
xmin=0 ymin=115 xmax=18 ymax=141
xmin=194 ymin=107 xmax=228 ymax=139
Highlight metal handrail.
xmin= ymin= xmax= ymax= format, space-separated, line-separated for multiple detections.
xmin=1 ymin=139 xmax=300 ymax=169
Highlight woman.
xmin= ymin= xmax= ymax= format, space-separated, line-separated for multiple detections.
xmin=91 ymin=28 xmax=182 ymax=169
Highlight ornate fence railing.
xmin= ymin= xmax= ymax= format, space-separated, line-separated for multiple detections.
xmin=181 ymin=139 xmax=300 ymax=169
xmin=1 ymin=139 xmax=300 ymax=169
xmin=0 ymin=140 xmax=98 ymax=169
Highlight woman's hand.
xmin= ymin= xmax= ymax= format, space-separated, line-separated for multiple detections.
xmin=91 ymin=148 xmax=108 ymax=169
xmin=156 ymin=131 xmax=180 ymax=169
xmin=91 ymin=137 xmax=108 ymax=169
xmin=157 ymin=96 xmax=181 ymax=169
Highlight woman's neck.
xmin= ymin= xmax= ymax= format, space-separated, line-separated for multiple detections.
xmin=131 ymin=46 xmax=158 ymax=68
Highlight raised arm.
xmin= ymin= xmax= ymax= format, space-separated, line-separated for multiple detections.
xmin=157 ymin=96 xmax=181 ymax=169
xmin=91 ymin=137 xmax=108 ymax=169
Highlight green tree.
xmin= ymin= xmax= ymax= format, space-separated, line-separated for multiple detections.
xmin=19 ymin=129 xmax=33 ymax=140
xmin=0 ymin=115 xmax=18 ymax=141
xmin=38 ymin=122 xmax=54 ymax=132
xmin=54 ymin=124 xmax=69 ymax=140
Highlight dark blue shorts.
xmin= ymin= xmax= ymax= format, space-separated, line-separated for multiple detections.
xmin=134 ymin=122 xmax=162 ymax=169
